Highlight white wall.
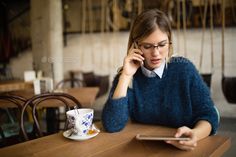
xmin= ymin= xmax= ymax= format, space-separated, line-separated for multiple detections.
xmin=63 ymin=32 xmax=128 ymax=77
xmin=10 ymin=50 xmax=33 ymax=79
xmin=10 ymin=28 xmax=236 ymax=79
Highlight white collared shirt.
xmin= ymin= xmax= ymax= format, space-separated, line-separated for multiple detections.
xmin=141 ymin=60 xmax=166 ymax=78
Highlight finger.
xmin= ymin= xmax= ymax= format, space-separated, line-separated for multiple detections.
xmin=133 ymin=42 xmax=138 ymax=48
xmin=179 ymin=138 xmax=197 ymax=147
xmin=127 ymin=52 xmax=144 ymax=62
xmin=176 ymin=140 xmax=197 ymax=148
xmin=134 ymin=48 xmax=144 ymax=55
xmin=175 ymin=127 xmax=198 ymax=147
xmin=129 ymin=48 xmax=143 ymax=56
xmin=131 ymin=43 xmax=135 ymax=49
xmin=132 ymin=53 xmax=145 ymax=61
xmin=127 ymin=44 xmax=134 ymax=56
xmin=125 ymin=54 xmax=144 ymax=63
xmin=130 ymin=56 xmax=144 ymax=63
xmin=175 ymin=126 xmax=191 ymax=137
xmin=166 ymin=141 xmax=196 ymax=151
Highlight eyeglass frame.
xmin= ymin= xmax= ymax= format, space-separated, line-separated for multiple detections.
xmin=137 ymin=40 xmax=172 ymax=53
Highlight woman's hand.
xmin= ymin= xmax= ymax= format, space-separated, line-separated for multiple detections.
xmin=112 ymin=44 xmax=144 ymax=99
xmin=165 ymin=126 xmax=198 ymax=151
xmin=122 ymin=43 xmax=144 ymax=77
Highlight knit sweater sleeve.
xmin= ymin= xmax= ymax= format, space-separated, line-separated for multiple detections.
xmin=101 ymin=74 xmax=129 ymax=132
xmin=188 ymin=62 xmax=219 ymax=135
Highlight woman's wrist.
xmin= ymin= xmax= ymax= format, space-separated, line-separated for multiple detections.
xmin=112 ymin=73 xmax=132 ymax=99
xmin=192 ymin=120 xmax=212 ymax=142
xmin=191 ymin=129 xmax=200 ymax=142
xmin=119 ymin=73 xmax=132 ymax=83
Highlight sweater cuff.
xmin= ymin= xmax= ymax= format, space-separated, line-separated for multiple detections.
xmin=102 ymin=96 xmax=129 ymax=132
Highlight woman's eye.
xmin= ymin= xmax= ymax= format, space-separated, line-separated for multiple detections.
xmin=159 ymin=43 xmax=166 ymax=47
xmin=143 ymin=44 xmax=152 ymax=49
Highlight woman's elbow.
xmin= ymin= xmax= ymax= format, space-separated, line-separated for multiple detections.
xmin=102 ymin=119 xmax=126 ymax=133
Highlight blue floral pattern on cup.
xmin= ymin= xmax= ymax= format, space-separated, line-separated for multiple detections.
xmin=66 ymin=109 xmax=94 ymax=136
xmin=81 ymin=112 xmax=93 ymax=134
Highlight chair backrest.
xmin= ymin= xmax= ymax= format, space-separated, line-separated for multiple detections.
xmin=96 ymin=75 xmax=109 ymax=97
xmin=222 ymin=76 xmax=236 ymax=103
xmin=82 ymin=72 xmax=97 ymax=86
xmin=82 ymin=72 xmax=109 ymax=97
xmin=0 ymin=95 xmax=26 ymax=109
xmin=0 ymin=95 xmax=27 ymax=146
xmin=20 ymin=92 xmax=82 ymax=141
xmin=55 ymin=78 xmax=85 ymax=89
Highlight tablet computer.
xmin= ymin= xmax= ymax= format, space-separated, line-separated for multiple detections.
xmin=136 ymin=134 xmax=190 ymax=141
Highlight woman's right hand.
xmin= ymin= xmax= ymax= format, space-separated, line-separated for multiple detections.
xmin=112 ymin=44 xmax=144 ymax=99
xmin=122 ymin=43 xmax=145 ymax=77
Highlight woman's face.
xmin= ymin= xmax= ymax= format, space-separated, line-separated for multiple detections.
xmin=138 ymin=28 xmax=169 ymax=70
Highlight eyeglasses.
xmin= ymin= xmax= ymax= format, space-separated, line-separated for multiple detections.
xmin=138 ymin=41 xmax=171 ymax=53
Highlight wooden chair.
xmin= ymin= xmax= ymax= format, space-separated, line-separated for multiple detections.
xmin=222 ymin=76 xmax=236 ymax=104
xmin=0 ymin=95 xmax=28 ymax=147
xmin=20 ymin=92 xmax=82 ymax=141
xmin=82 ymin=72 xmax=109 ymax=97
xmin=82 ymin=72 xmax=98 ymax=87
xmin=55 ymin=78 xmax=85 ymax=89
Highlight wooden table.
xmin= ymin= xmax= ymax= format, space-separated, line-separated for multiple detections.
xmin=62 ymin=87 xmax=99 ymax=107
xmin=0 ymin=81 xmax=33 ymax=93
xmin=0 ymin=122 xmax=231 ymax=157
xmin=0 ymin=87 xmax=99 ymax=108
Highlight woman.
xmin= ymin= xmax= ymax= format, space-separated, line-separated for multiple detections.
xmin=102 ymin=9 xmax=219 ymax=151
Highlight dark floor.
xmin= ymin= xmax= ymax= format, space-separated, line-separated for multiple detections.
xmin=218 ymin=117 xmax=236 ymax=157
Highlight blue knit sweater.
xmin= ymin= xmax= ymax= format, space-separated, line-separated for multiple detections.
xmin=102 ymin=57 xmax=219 ymax=135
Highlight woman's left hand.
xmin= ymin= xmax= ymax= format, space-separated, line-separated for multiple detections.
xmin=165 ymin=126 xmax=198 ymax=151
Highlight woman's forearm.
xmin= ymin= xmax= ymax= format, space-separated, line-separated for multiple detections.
xmin=112 ymin=74 xmax=132 ymax=99
xmin=192 ymin=120 xmax=212 ymax=141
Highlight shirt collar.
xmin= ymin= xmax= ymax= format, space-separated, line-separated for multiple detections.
xmin=141 ymin=60 xmax=166 ymax=78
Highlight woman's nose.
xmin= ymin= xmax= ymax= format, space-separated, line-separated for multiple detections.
xmin=151 ymin=47 xmax=161 ymax=56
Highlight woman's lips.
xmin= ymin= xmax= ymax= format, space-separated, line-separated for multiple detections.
xmin=150 ymin=58 xmax=161 ymax=64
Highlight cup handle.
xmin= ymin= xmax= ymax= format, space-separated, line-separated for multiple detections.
xmin=91 ymin=124 xmax=100 ymax=133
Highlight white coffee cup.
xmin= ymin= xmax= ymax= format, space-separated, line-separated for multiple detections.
xmin=66 ymin=108 xmax=94 ymax=136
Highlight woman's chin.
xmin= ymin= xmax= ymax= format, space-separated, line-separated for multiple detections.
xmin=149 ymin=62 xmax=161 ymax=69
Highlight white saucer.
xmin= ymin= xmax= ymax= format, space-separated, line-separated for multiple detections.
xmin=63 ymin=130 xmax=99 ymax=141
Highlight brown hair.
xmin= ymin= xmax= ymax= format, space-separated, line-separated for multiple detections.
xmin=127 ymin=9 xmax=173 ymax=60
